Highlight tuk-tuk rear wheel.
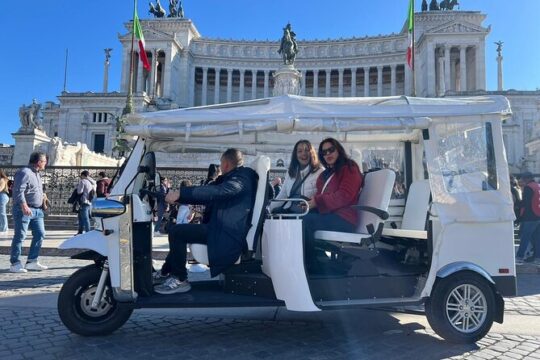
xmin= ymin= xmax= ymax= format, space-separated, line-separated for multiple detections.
xmin=58 ymin=264 xmax=133 ymax=336
xmin=425 ymin=271 xmax=496 ymax=344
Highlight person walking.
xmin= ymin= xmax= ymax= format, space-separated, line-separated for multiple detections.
xmin=76 ymin=170 xmax=96 ymax=234
xmin=9 ymin=152 xmax=48 ymax=273
xmin=517 ymin=172 xmax=540 ymax=265
xmin=96 ymin=171 xmax=111 ymax=198
xmin=0 ymin=169 xmax=9 ymax=237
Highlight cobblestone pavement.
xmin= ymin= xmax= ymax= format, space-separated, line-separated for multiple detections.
xmin=1 ymin=255 xmax=540 ymax=360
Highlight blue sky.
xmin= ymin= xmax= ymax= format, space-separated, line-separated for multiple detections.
xmin=0 ymin=0 xmax=538 ymax=145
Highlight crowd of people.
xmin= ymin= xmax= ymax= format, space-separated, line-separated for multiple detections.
xmin=2 ymin=143 xmax=540 ymax=281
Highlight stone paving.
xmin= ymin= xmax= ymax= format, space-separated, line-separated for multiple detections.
xmin=0 ymin=255 xmax=539 ymax=359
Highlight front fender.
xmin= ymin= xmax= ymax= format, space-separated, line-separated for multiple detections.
xmin=59 ymin=230 xmax=108 ymax=257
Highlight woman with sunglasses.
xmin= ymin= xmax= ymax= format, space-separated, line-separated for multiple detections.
xmin=270 ymin=140 xmax=324 ymax=213
xmin=303 ymin=138 xmax=364 ymax=270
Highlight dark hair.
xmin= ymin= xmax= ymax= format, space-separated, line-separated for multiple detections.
xmin=288 ymin=140 xmax=321 ymax=178
xmin=318 ymin=137 xmax=353 ymax=173
xmin=180 ymin=179 xmax=192 ymax=187
xmin=0 ymin=169 xmax=7 ymax=180
xmin=99 ymin=171 xmax=107 ymax=178
xmin=206 ymin=164 xmax=220 ymax=181
xmin=28 ymin=152 xmax=47 ymax=165
xmin=81 ymin=170 xmax=90 ymax=177
xmin=221 ymin=148 xmax=243 ymax=167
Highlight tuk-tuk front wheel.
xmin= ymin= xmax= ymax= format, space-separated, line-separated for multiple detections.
xmin=58 ymin=264 xmax=133 ymax=336
xmin=425 ymin=271 xmax=496 ymax=344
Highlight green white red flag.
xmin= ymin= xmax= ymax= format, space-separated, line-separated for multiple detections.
xmin=407 ymin=0 xmax=414 ymax=69
xmin=134 ymin=9 xmax=151 ymax=71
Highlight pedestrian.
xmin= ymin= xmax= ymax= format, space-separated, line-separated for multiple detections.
xmin=9 ymin=152 xmax=48 ymax=273
xmin=154 ymin=177 xmax=169 ymax=235
xmin=96 ymin=171 xmax=111 ymax=198
xmin=76 ymin=170 xmax=96 ymax=234
xmin=0 ymin=169 xmax=9 ymax=236
xmin=516 ymin=172 xmax=540 ymax=265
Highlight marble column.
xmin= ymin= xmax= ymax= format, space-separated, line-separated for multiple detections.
xmin=136 ymin=53 xmax=144 ymax=93
xmin=351 ymin=68 xmax=357 ymax=97
xmin=313 ymin=70 xmax=319 ymax=97
xmin=460 ymin=46 xmax=467 ymax=91
xmin=427 ymin=42 xmax=436 ymax=97
xmin=201 ymin=67 xmax=208 ymax=106
xmin=363 ymin=67 xmax=370 ymax=97
xmin=251 ymin=70 xmax=257 ymax=99
xmin=444 ymin=46 xmax=451 ymax=93
xmin=390 ymin=65 xmax=397 ymax=96
xmin=377 ymin=66 xmax=383 ymax=97
xmin=163 ymin=47 xmax=172 ymax=98
xmin=438 ymin=51 xmax=446 ymax=96
xmin=227 ymin=69 xmax=233 ymax=102
xmin=338 ymin=69 xmax=344 ymax=97
xmin=325 ymin=69 xmax=331 ymax=97
xmin=497 ymin=54 xmax=504 ymax=91
xmin=300 ymin=70 xmax=306 ymax=96
xmin=476 ymin=44 xmax=486 ymax=90
xmin=214 ymin=68 xmax=221 ymax=104
xmin=121 ymin=48 xmax=130 ymax=92
xmin=239 ymin=70 xmax=245 ymax=101
xmin=263 ymin=70 xmax=269 ymax=98
xmin=404 ymin=63 xmax=412 ymax=96
xmin=189 ymin=64 xmax=196 ymax=106
xmin=149 ymin=49 xmax=158 ymax=97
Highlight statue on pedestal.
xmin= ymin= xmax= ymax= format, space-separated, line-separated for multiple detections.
xmin=18 ymin=99 xmax=43 ymax=132
xmin=429 ymin=0 xmax=440 ymax=11
xmin=278 ymin=23 xmax=298 ymax=66
xmin=178 ymin=0 xmax=184 ymax=18
xmin=495 ymin=41 xmax=504 ymax=57
xmin=439 ymin=0 xmax=459 ymax=10
xmin=421 ymin=0 xmax=428 ymax=11
xmin=168 ymin=0 xmax=178 ymax=17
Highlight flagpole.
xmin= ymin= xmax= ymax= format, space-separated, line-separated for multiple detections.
xmin=63 ymin=48 xmax=69 ymax=92
xmin=411 ymin=1 xmax=416 ymax=97
xmin=123 ymin=0 xmax=137 ymax=115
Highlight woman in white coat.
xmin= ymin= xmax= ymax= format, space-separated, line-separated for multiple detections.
xmin=270 ymin=140 xmax=324 ymax=213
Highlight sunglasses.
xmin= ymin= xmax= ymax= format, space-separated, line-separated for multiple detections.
xmin=320 ymin=146 xmax=336 ymax=156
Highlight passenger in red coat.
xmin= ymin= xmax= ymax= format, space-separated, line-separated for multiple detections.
xmin=302 ymin=138 xmax=364 ymax=271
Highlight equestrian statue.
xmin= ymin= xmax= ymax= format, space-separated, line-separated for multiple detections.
xmin=278 ymin=23 xmax=299 ymax=66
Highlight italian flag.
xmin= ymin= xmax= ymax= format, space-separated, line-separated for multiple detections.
xmin=134 ymin=9 xmax=151 ymax=71
xmin=407 ymin=0 xmax=414 ymax=69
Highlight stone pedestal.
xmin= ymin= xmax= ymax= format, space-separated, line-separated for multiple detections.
xmin=272 ymin=65 xmax=302 ymax=96
xmin=11 ymin=129 xmax=51 ymax=165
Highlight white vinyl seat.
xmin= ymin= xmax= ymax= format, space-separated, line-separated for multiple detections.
xmin=190 ymin=155 xmax=271 ymax=265
xmin=382 ymin=180 xmax=431 ymax=240
xmin=314 ymin=169 xmax=396 ymax=246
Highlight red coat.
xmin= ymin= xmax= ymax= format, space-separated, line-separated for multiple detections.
xmin=313 ymin=161 xmax=363 ymax=226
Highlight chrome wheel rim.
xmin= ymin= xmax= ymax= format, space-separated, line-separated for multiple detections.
xmin=445 ymin=284 xmax=487 ymax=334
xmin=79 ymin=285 xmax=113 ymax=318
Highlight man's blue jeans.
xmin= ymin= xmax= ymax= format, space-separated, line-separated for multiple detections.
xmin=10 ymin=206 xmax=46 ymax=265
xmin=516 ymin=221 xmax=540 ymax=259
xmin=78 ymin=204 xmax=91 ymax=233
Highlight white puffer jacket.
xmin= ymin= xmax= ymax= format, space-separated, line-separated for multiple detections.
xmin=269 ymin=165 xmax=324 ymax=211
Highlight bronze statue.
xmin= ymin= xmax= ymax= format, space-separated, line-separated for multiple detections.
xmin=421 ymin=0 xmax=428 ymax=11
xmin=168 ymin=0 xmax=178 ymax=17
xmin=104 ymin=48 xmax=112 ymax=63
xmin=18 ymin=99 xmax=43 ymax=132
xmin=429 ymin=0 xmax=439 ymax=11
xmin=495 ymin=41 xmax=503 ymax=57
xmin=149 ymin=0 xmax=166 ymax=18
xmin=278 ymin=23 xmax=298 ymax=66
xmin=440 ymin=0 xmax=459 ymax=10
xmin=178 ymin=0 xmax=184 ymax=18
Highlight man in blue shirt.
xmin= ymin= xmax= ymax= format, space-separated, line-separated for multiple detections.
xmin=10 ymin=152 xmax=48 ymax=273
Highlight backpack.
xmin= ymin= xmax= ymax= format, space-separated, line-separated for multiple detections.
xmin=88 ymin=188 xmax=96 ymax=202
xmin=526 ymin=182 xmax=540 ymax=217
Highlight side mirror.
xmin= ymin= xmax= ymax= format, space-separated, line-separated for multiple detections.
xmin=91 ymin=198 xmax=126 ymax=218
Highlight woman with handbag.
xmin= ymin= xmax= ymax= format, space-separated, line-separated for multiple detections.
xmin=0 ymin=170 xmax=9 ymax=236
xmin=270 ymin=140 xmax=324 ymax=214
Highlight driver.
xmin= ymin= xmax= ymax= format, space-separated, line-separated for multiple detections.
xmin=154 ymin=148 xmax=258 ymax=294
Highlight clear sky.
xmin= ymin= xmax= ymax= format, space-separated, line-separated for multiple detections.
xmin=1 ymin=0 xmax=538 ymax=145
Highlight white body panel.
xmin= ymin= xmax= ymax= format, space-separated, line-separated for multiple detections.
xmin=262 ymin=219 xmax=319 ymax=312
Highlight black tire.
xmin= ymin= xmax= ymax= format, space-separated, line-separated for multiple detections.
xmin=425 ymin=271 xmax=496 ymax=343
xmin=58 ymin=264 xmax=133 ymax=336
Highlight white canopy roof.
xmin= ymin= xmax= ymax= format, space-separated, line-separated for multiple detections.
xmin=125 ymin=95 xmax=511 ymax=141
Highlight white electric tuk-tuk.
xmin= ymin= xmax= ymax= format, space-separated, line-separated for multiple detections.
xmin=57 ymin=95 xmax=516 ymax=343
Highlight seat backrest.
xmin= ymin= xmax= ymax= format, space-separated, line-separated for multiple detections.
xmin=401 ymin=180 xmax=431 ymax=231
xmin=245 ymin=155 xmax=271 ymax=251
xmin=356 ymin=169 xmax=396 ymax=233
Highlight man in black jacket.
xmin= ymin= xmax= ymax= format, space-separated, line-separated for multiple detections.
xmin=516 ymin=172 xmax=540 ymax=264
xmin=154 ymin=148 xmax=258 ymax=294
